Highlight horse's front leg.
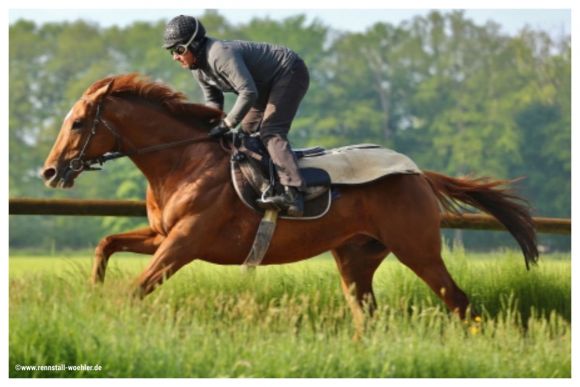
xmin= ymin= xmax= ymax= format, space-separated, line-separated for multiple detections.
xmin=92 ymin=226 xmax=164 ymax=284
xmin=132 ymin=219 xmax=199 ymax=298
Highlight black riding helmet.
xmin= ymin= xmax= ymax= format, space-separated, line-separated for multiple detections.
xmin=163 ymin=15 xmax=206 ymax=54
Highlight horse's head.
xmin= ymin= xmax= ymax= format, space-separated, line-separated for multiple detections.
xmin=41 ymin=80 xmax=119 ymax=188
xmin=42 ymin=73 xmax=224 ymax=189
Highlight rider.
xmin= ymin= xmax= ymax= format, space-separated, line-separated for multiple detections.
xmin=163 ymin=15 xmax=308 ymax=217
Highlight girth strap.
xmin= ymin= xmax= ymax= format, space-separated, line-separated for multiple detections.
xmin=242 ymin=209 xmax=279 ymax=268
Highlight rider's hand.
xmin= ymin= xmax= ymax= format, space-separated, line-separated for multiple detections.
xmin=208 ymin=121 xmax=231 ymax=139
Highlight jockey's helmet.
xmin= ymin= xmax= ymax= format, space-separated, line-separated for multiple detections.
xmin=163 ymin=15 xmax=206 ymax=53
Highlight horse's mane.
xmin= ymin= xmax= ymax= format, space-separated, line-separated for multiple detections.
xmin=85 ymin=73 xmax=223 ymax=127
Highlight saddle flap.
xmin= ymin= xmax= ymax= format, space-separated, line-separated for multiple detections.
xmin=231 ymin=159 xmax=332 ymax=220
xmin=300 ymin=167 xmax=331 ymax=187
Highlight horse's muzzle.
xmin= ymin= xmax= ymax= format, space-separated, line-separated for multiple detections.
xmin=41 ymin=164 xmax=77 ymax=189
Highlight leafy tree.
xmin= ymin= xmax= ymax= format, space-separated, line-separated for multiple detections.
xmin=8 ymin=11 xmax=570 ymax=251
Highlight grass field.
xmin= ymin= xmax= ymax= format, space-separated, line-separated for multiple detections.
xmin=9 ymin=247 xmax=571 ymax=378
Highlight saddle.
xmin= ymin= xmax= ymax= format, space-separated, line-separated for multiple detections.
xmin=229 ymin=132 xmax=421 ymax=220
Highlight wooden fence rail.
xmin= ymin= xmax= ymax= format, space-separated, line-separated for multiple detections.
xmin=9 ymin=197 xmax=571 ymax=235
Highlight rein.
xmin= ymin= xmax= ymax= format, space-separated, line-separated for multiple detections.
xmin=67 ymin=97 xmax=214 ymax=174
xmin=85 ymin=133 xmax=213 ymax=169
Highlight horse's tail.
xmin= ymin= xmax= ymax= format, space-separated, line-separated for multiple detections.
xmin=423 ymin=170 xmax=538 ymax=269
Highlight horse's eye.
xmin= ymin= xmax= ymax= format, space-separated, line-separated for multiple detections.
xmin=72 ymin=119 xmax=83 ymax=130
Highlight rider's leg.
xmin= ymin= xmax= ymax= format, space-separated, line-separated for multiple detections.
xmin=240 ymin=104 xmax=265 ymax=134
xmin=257 ymin=57 xmax=310 ymax=216
xmin=260 ymin=133 xmax=305 ymax=216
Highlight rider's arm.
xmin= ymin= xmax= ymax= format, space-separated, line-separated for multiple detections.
xmin=214 ymin=46 xmax=258 ymax=128
xmin=196 ymin=74 xmax=224 ymax=111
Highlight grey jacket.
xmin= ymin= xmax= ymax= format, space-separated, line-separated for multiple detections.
xmin=192 ymin=37 xmax=298 ymax=127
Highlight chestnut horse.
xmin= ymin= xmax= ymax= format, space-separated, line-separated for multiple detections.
xmin=42 ymin=74 xmax=537 ymax=330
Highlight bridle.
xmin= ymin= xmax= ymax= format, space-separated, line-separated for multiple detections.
xmin=63 ymin=96 xmax=215 ymax=180
xmin=68 ymin=99 xmax=116 ymax=172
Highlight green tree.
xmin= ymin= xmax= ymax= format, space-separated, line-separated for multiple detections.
xmin=9 ymin=11 xmax=570 ymax=251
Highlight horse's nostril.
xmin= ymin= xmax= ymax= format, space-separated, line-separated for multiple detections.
xmin=42 ymin=167 xmax=56 ymax=181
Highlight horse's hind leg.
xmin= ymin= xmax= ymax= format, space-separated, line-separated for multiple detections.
xmin=376 ymin=175 xmax=470 ymax=318
xmin=396 ymin=248 xmax=470 ymax=318
xmin=385 ymin=218 xmax=470 ymax=318
xmin=332 ymin=236 xmax=388 ymax=338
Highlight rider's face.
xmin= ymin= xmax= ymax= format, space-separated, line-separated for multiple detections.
xmin=172 ymin=50 xmax=196 ymax=69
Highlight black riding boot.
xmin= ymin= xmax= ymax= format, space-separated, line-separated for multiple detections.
xmin=284 ymin=186 xmax=304 ymax=217
xmin=257 ymin=186 xmax=304 ymax=217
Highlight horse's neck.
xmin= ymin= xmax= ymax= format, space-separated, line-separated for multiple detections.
xmin=130 ymin=139 xmax=225 ymax=191
xmin=111 ymin=100 xmax=227 ymax=195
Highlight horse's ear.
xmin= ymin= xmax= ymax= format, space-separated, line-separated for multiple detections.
xmin=91 ymin=80 xmax=114 ymax=102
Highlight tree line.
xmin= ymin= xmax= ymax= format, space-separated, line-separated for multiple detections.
xmin=9 ymin=10 xmax=571 ymax=251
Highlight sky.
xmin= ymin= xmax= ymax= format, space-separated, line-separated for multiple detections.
xmin=7 ymin=8 xmax=571 ymax=38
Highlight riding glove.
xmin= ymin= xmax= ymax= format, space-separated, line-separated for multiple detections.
xmin=208 ymin=121 xmax=230 ymax=139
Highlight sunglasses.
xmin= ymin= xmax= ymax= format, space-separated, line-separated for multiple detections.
xmin=169 ymin=21 xmax=200 ymax=56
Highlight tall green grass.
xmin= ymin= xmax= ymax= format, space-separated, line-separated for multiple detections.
xmin=9 ymin=248 xmax=570 ymax=378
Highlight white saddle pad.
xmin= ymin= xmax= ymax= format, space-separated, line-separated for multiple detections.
xmin=298 ymin=144 xmax=421 ymax=185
